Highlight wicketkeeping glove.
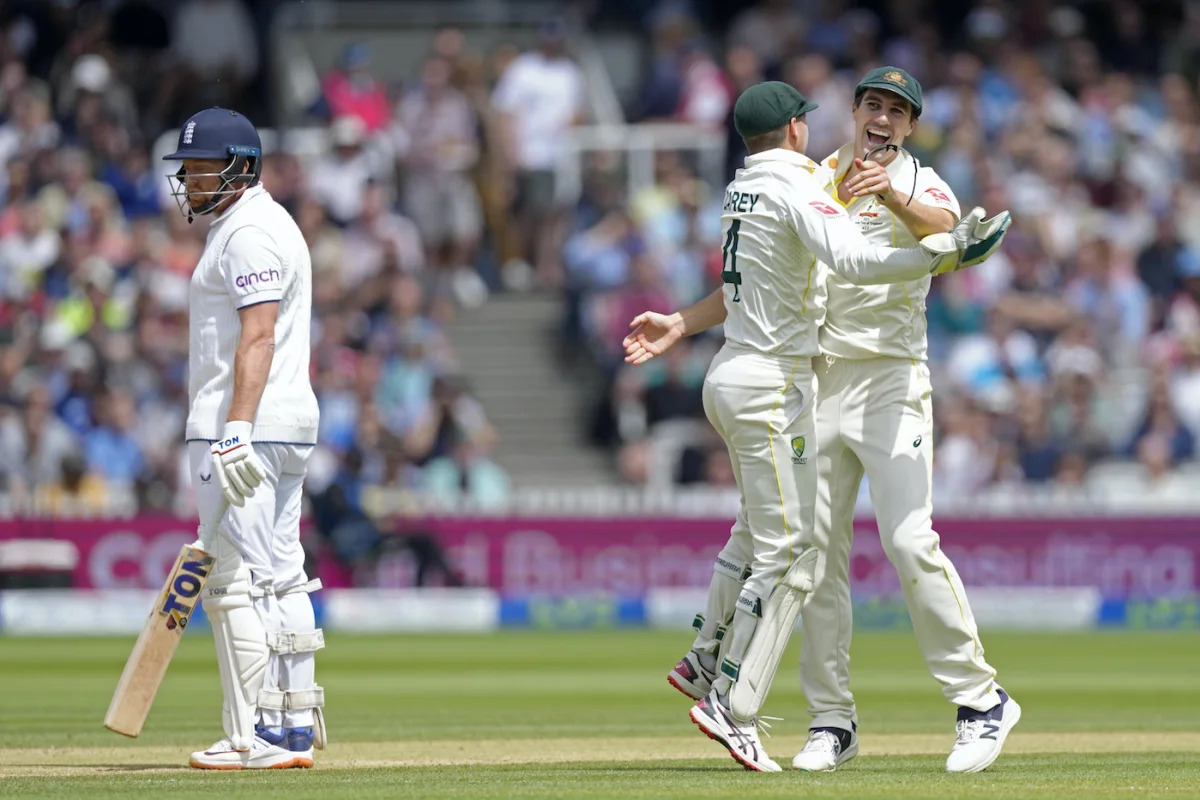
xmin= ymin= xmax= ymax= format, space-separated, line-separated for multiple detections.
xmin=921 ymin=206 xmax=1012 ymax=276
xmin=210 ymin=421 xmax=265 ymax=508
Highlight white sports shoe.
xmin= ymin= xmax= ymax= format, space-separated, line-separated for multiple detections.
xmin=791 ymin=726 xmax=859 ymax=771
xmin=689 ymin=689 xmax=781 ymax=772
xmin=667 ymin=649 xmax=715 ymax=700
xmin=946 ymin=689 xmax=1022 ymax=773
xmin=189 ymin=734 xmax=311 ymax=770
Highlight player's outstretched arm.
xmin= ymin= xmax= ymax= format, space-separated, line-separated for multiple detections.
xmin=791 ymin=187 xmax=933 ymax=285
xmin=623 ymin=288 xmax=726 ymax=365
xmin=788 ymin=179 xmax=1009 ymax=284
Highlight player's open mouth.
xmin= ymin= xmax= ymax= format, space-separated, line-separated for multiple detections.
xmin=866 ymin=128 xmax=890 ymax=147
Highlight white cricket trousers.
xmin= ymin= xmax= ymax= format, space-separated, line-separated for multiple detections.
xmin=189 ymin=441 xmax=311 ymax=590
xmin=189 ymin=440 xmax=318 ymax=728
xmin=702 ymin=344 xmax=818 ymax=612
xmin=799 ymin=356 xmax=1000 ymax=731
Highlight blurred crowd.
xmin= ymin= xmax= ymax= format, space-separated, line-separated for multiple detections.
xmin=0 ymin=0 xmax=544 ymax=519
xmin=3 ymin=0 xmax=1200 ymax=521
xmin=570 ymin=0 xmax=1200 ymax=506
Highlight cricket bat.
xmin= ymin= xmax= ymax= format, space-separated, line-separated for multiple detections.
xmin=104 ymin=501 xmax=226 ymax=738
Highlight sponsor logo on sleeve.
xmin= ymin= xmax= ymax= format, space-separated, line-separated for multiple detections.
xmin=923 ymin=187 xmax=952 ymax=205
xmin=234 ymin=268 xmax=281 ymax=291
xmin=809 ymin=200 xmax=841 ymax=217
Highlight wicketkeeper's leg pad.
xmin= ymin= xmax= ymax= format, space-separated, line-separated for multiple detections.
xmin=202 ymin=539 xmax=270 ymax=751
xmin=722 ymin=547 xmax=819 ymax=722
xmin=692 ymin=545 xmax=751 ymax=664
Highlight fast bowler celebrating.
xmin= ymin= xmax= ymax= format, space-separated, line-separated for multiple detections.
xmin=791 ymin=67 xmax=1019 ymax=775
xmin=623 ymin=81 xmax=1012 ymax=772
xmin=165 ymin=107 xmax=325 ymax=769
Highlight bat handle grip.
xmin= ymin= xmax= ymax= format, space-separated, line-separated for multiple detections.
xmin=197 ymin=498 xmax=230 ymax=554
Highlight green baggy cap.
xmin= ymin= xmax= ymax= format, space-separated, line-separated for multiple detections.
xmin=854 ymin=66 xmax=923 ymax=116
xmin=733 ymin=81 xmax=819 ymax=138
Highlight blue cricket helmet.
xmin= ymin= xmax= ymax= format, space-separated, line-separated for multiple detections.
xmin=164 ymin=106 xmax=262 ymax=161
xmin=164 ymin=107 xmax=263 ymax=220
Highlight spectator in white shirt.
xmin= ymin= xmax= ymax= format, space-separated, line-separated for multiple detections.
xmin=308 ymin=115 xmax=394 ymax=226
xmin=491 ymin=18 xmax=586 ymax=290
xmin=0 ymin=200 xmax=60 ymax=300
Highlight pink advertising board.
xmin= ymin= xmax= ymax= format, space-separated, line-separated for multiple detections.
xmin=4 ymin=515 xmax=1194 ymax=598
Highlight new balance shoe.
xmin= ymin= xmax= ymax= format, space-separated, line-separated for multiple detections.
xmin=668 ymin=649 xmax=715 ymax=700
xmin=946 ymin=689 xmax=1021 ymax=773
xmin=189 ymin=733 xmax=306 ymax=770
xmin=689 ymin=689 xmax=781 ymax=772
xmin=791 ymin=725 xmax=859 ymax=771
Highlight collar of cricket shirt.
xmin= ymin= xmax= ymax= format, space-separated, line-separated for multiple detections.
xmin=744 ymin=148 xmax=819 ymax=173
xmin=212 ymin=183 xmax=268 ymax=225
xmin=823 ymin=142 xmax=917 ymax=205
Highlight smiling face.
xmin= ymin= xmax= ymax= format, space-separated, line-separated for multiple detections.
xmin=852 ymin=88 xmax=917 ymax=161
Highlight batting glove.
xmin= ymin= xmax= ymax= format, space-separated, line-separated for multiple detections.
xmin=921 ymin=206 xmax=1012 ymax=276
xmin=210 ymin=421 xmax=265 ymax=508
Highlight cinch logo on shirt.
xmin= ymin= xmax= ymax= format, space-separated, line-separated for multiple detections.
xmin=235 ymin=268 xmax=281 ymax=289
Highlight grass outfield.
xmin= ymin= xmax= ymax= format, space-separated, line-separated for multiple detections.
xmin=1 ymin=629 xmax=1197 ymax=798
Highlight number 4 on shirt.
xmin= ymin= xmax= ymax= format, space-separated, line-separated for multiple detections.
xmin=722 ymin=219 xmax=742 ymax=302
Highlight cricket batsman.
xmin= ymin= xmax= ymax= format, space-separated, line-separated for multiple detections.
xmin=164 ymin=107 xmax=326 ymax=769
xmin=622 ymin=81 xmax=1011 ymax=771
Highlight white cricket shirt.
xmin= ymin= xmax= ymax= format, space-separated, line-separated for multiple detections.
xmin=187 ymin=185 xmax=319 ymax=444
xmin=718 ymin=149 xmax=937 ymax=358
xmin=818 ymin=144 xmax=961 ymax=361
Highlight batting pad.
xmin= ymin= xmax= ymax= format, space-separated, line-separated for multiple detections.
xmin=266 ymin=629 xmax=325 ymax=654
xmin=203 ymin=541 xmax=269 ymax=751
xmin=267 ymin=590 xmax=325 ymax=744
xmin=727 ymin=547 xmax=819 ymax=722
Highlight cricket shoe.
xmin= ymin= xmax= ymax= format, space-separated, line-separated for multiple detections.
xmin=257 ymin=724 xmax=317 ymax=767
xmin=791 ymin=725 xmax=859 ymax=771
xmin=668 ymin=649 xmax=715 ymax=700
xmin=689 ymin=689 xmax=781 ymax=772
xmin=285 ymin=726 xmax=316 ymax=766
xmin=189 ymin=732 xmax=309 ymax=770
xmin=946 ymin=689 xmax=1022 ymax=773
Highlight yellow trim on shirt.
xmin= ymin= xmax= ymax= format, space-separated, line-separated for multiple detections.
xmin=831 ymin=172 xmax=851 ymax=208
xmin=801 ymin=255 xmax=817 ymax=313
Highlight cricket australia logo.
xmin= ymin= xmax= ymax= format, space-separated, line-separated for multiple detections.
xmin=791 ymin=436 xmax=807 ymax=465
xmin=183 ymin=121 xmax=196 ymax=144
